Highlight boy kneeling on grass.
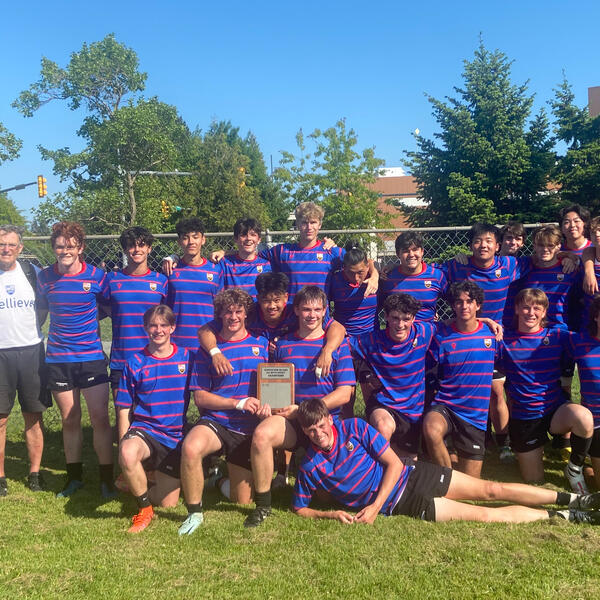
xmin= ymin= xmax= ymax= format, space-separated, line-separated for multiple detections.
xmin=116 ymin=305 xmax=191 ymax=533
xmin=291 ymin=398 xmax=600 ymax=525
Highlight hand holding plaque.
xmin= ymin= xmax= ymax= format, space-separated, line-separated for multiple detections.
xmin=257 ymin=363 xmax=295 ymax=410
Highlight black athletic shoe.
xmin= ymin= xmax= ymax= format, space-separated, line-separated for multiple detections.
xmin=569 ymin=509 xmax=600 ymax=525
xmin=244 ymin=506 xmax=272 ymax=528
xmin=28 ymin=472 xmax=45 ymax=492
xmin=574 ymin=493 xmax=600 ymax=511
xmin=0 ymin=477 xmax=7 ymax=497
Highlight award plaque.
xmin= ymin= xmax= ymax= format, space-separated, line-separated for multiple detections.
xmin=257 ymin=363 xmax=295 ymax=409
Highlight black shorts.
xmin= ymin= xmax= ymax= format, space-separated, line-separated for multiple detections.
xmin=109 ymin=369 xmax=123 ymax=388
xmin=392 ymin=460 xmax=453 ymax=521
xmin=0 ymin=342 xmax=50 ymax=414
xmin=589 ymin=428 xmax=600 ymax=459
xmin=289 ymin=417 xmax=311 ymax=449
xmin=366 ymin=402 xmax=421 ymax=455
xmin=123 ymin=428 xmax=182 ymax=478
xmin=47 ymin=359 xmax=109 ymax=391
xmin=196 ymin=418 xmax=252 ymax=470
xmin=427 ymin=404 xmax=486 ymax=460
xmin=509 ymin=405 xmax=563 ymax=453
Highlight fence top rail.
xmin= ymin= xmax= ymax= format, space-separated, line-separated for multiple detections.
xmin=21 ymin=223 xmax=555 ymax=242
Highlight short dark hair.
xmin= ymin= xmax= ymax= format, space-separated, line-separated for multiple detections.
xmin=293 ymin=285 xmax=327 ymax=309
xmin=468 ymin=222 xmax=500 ymax=245
xmin=213 ymin=288 xmax=253 ymax=317
xmin=500 ymin=221 xmax=526 ymax=241
xmin=176 ymin=217 xmax=206 ymax=237
xmin=233 ymin=217 xmax=262 ymax=238
xmin=395 ymin=231 xmax=424 ymax=254
xmin=255 ymin=272 xmax=289 ymax=298
xmin=297 ymin=398 xmax=330 ymax=429
xmin=343 ymin=240 xmax=368 ymax=268
xmin=119 ymin=226 xmax=155 ymax=251
xmin=383 ymin=293 xmax=421 ymax=317
xmin=559 ymin=204 xmax=591 ymax=228
xmin=447 ymin=280 xmax=484 ymax=307
xmin=588 ymin=295 xmax=600 ymax=337
xmin=143 ymin=304 xmax=175 ymax=328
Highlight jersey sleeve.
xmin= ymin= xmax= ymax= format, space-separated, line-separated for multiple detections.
xmin=292 ymin=465 xmax=317 ymax=511
xmin=332 ymin=340 xmax=357 ymax=387
xmin=114 ymin=360 xmax=136 ymax=409
xmin=189 ymin=350 xmax=212 ymax=391
xmin=351 ymin=418 xmax=390 ymax=460
xmin=513 ymin=256 xmax=531 ymax=282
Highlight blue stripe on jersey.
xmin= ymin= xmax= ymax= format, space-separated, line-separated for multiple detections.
xmin=379 ymin=262 xmax=447 ymax=322
xmin=329 ymin=269 xmax=378 ymax=335
xmin=115 ymin=345 xmax=190 ymax=448
xmin=274 ymin=334 xmax=356 ymax=415
xmin=103 ymin=269 xmax=167 ymax=370
xmin=443 ymin=256 xmax=529 ymax=322
xmin=519 ymin=260 xmax=579 ymax=328
xmin=189 ymin=333 xmax=269 ymax=435
xmin=167 ymin=259 xmax=222 ymax=351
xmin=428 ymin=322 xmax=496 ymax=430
xmin=569 ymin=332 xmax=600 ymax=427
xmin=37 ymin=262 xmax=106 ymax=363
xmin=262 ymin=241 xmax=344 ymax=302
xmin=499 ymin=327 xmax=571 ymax=420
xmin=292 ymin=418 xmax=413 ymax=514
xmin=219 ymin=254 xmax=272 ymax=301
xmin=581 ymin=260 xmax=600 ymax=332
xmin=561 ymin=240 xmax=592 ymax=258
xmin=351 ymin=322 xmax=436 ymax=422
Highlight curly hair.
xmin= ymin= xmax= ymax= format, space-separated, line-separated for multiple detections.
xmin=213 ymin=288 xmax=254 ymax=317
xmin=51 ymin=221 xmax=85 ymax=248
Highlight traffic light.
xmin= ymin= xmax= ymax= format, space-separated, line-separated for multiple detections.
xmin=37 ymin=175 xmax=47 ymax=198
xmin=160 ymin=200 xmax=170 ymax=218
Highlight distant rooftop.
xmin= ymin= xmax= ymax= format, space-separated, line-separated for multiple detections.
xmin=379 ymin=166 xmax=407 ymax=178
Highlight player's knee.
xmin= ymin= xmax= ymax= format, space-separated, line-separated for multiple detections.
xmin=423 ymin=418 xmax=445 ymax=443
xmin=482 ymin=480 xmax=503 ymax=501
xmin=61 ymin=410 xmax=82 ymax=429
xmin=252 ymin=423 xmax=278 ymax=452
xmin=181 ymin=435 xmax=206 ymax=463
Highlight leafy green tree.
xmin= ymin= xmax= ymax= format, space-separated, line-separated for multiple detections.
xmin=0 ymin=123 xmax=22 ymax=165
xmin=276 ymin=119 xmax=387 ymax=230
xmin=551 ymin=78 xmax=600 ymax=213
xmin=0 ymin=194 xmax=26 ymax=226
xmin=404 ymin=42 xmax=556 ymax=226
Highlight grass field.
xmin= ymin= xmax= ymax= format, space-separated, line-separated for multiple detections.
xmin=2 ymin=391 xmax=600 ymax=600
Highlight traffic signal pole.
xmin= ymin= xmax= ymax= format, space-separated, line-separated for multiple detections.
xmin=0 ymin=175 xmax=47 ymax=197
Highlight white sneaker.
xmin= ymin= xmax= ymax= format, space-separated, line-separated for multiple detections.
xmin=565 ymin=464 xmax=589 ymax=495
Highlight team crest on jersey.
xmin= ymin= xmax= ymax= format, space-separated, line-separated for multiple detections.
xmin=316 ymin=253 xmax=324 ymax=261
xmin=178 ymin=363 xmax=186 ymax=374
xmin=495 ymin=269 xmax=502 ymax=279
xmin=345 ymin=441 xmax=354 ymax=451
xmin=557 ymin=273 xmax=564 ymax=282
xmin=424 ymin=280 xmax=432 ymax=288
xmin=150 ymin=282 xmax=157 ymax=291
xmin=252 ymin=346 xmax=260 ymax=356
xmin=207 ymin=273 xmax=214 ymax=281
xmin=543 ymin=337 xmax=550 ymax=345
xmin=82 ymin=282 xmax=91 ymax=292
xmin=412 ymin=337 xmax=418 ymax=348
xmin=484 ymin=338 xmax=492 ymax=348
xmin=5 ymin=284 xmax=15 ymax=295
xmin=257 ymin=265 xmax=263 ymax=273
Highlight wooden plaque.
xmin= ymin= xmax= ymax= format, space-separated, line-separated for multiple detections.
xmin=257 ymin=363 xmax=295 ymax=409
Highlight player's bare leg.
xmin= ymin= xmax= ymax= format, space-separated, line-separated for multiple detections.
xmin=423 ymin=411 xmax=451 ymax=468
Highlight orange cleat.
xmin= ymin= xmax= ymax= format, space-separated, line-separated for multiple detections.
xmin=127 ymin=506 xmax=155 ymax=533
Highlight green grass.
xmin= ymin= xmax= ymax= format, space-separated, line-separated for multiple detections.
xmin=2 ymin=388 xmax=600 ymax=600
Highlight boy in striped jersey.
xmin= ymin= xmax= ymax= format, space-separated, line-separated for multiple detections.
xmin=293 ymin=399 xmax=600 ymax=525
xmin=499 ymin=289 xmax=593 ymax=492
xmin=116 ymin=305 xmax=190 ymax=533
xmin=179 ymin=289 xmax=269 ymax=535
xmin=243 ymin=286 xmax=355 ymax=528
xmin=423 ymin=281 xmax=496 ymax=478
xmin=37 ymin=222 xmax=114 ymax=498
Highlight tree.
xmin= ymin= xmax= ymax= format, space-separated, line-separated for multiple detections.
xmin=404 ymin=42 xmax=556 ymax=226
xmin=276 ymin=119 xmax=387 ymax=230
xmin=551 ymin=78 xmax=600 ymax=213
xmin=0 ymin=194 xmax=26 ymax=226
xmin=0 ymin=123 xmax=22 ymax=165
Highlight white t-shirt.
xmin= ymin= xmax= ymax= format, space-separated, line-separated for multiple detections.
xmin=0 ymin=262 xmax=43 ymax=349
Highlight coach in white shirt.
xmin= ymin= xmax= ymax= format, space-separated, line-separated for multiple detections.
xmin=0 ymin=224 xmax=49 ymax=495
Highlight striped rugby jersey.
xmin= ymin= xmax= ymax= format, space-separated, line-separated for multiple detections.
xmin=219 ymin=254 xmax=272 ymax=301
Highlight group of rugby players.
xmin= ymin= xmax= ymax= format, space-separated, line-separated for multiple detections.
xmin=3 ymin=200 xmax=600 ymax=534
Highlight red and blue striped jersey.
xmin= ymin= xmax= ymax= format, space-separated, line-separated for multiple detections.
xmin=292 ymin=418 xmax=413 ymax=515
xmin=498 ymin=327 xmax=571 ymax=420
xmin=561 ymin=240 xmax=592 ymax=258
xmin=189 ymin=333 xmax=269 ymax=435
xmin=219 ymin=254 xmax=272 ymax=301
xmin=351 ymin=322 xmax=436 ymax=422
xmin=329 ymin=269 xmax=378 ymax=335
xmin=428 ymin=322 xmax=497 ymax=430
xmin=582 ymin=259 xmax=600 ymax=331
xmin=37 ymin=262 xmax=106 ymax=363
xmin=246 ymin=303 xmax=299 ymax=342
xmin=569 ymin=332 xmax=600 ymax=427
xmin=443 ymin=256 xmax=529 ymax=323
xmin=274 ymin=333 xmax=356 ymax=415
xmin=102 ymin=269 xmax=168 ymax=370
xmin=261 ymin=240 xmax=344 ymax=302
xmin=115 ymin=344 xmax=190 ymax=449
xmin=380 ymin=262 xmax=448 ymax=322
xmin=166 ymin=259 xmax=222 ymax=351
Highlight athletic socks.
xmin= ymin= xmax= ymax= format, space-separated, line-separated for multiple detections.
xmin=186 ymin=502 xmax=203 ymax=514
xmin=66 ymin=462 xmax=83 ymax=482
xmin=570 ymin=434 xmax=592 ymax=467
xmin=255 ymin=490 xmax=272 ymax=509
xmin=136 ymin=491 xmax=151 ymax=509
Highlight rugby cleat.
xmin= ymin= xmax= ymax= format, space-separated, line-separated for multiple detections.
xmin=27 ymin=472 xmax=45 ymax=492
xmin=178 ymin=512 xmax=204 ymax=536
xmin=568 ymin=509 xmax=600 ymax=525
xmin=0 ymin=477 xmax=7 ymax=497
xmin=573 ymin=492 xmax=600 ymax=511
xmin=128 ymin=506 xmax=155 ymax=533
xmin=564 ymin=464 xmax=589 ymax=495
xmin=244 ymin=506 xmax=272 ymax=528
xmin=498 ymin=446 xmax=515 ymax=464
xmin=56 ymin=479 xmax=84 ymax=498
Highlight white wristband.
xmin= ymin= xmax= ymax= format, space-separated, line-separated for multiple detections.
xmin=315 ymin=366 xmax=323 ymax=379
xmin=235 ymin=397 xmax=249 ymax=411
xmin=209 ymin=347 xmax=222 ymax=357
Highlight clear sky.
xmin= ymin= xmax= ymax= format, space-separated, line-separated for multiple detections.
xmin=1 ymin=0 xmax=599 ymax=220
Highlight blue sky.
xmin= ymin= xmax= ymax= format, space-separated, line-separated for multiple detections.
xmin=1 ymin=0 xmax=599 ymax=220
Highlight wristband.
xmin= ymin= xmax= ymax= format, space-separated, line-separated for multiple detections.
xmin=235 ymin=397 xmax=249 ymax=411
xmin=209 ymin=347 xmax=222 ymax=357
xmin=315 ymin=366 xmax=323 ymax=379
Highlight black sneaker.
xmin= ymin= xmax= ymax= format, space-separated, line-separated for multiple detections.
xmin=244 ymin=506 xmax=272 ymax=528
xmin=28 ymin=472 xmax=45 ymax=492
xmin=0 ymin=477 xmax=7 ymax=497
xmin=569 ymin=509 xmax=600 ymax=525
xmin=574 ymin=492 xmax=600 ymax=511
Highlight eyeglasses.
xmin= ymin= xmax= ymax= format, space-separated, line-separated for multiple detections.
xmin=0 ymin=243 xmax=19 ymax=249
